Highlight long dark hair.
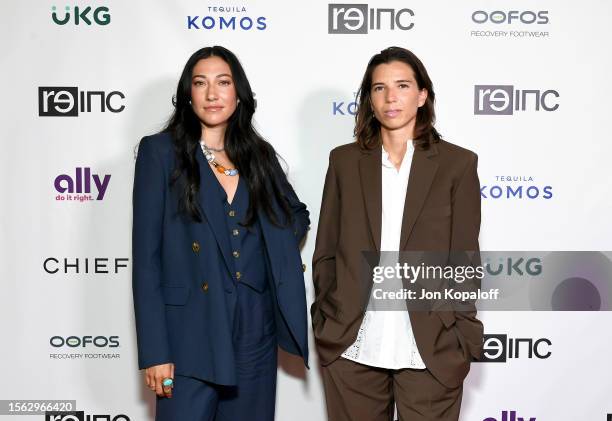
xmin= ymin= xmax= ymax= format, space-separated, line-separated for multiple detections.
xmin=163 ymin=46 xmax=291 ymax=226
xmin=354 ymin=46 xmax=442 ymax=151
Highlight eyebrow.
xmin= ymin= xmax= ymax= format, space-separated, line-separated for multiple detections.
xmin=192 ymin=73 xmax=233 ymax=79
xmin=372 ymin=79 xmax=413 ymax=86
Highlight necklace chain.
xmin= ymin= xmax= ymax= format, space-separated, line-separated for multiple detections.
xmin=201 ymin=140 xmax=224 ymax=152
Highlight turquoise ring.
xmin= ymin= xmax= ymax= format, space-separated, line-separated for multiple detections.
xmin=162 ymin=378 xmax=174 ymax=388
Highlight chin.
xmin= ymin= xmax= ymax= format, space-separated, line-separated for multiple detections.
xmin=200 ymin=115 xmax=231 ymax=127
xmin=381 ymin=121 xmax=410 ymax=131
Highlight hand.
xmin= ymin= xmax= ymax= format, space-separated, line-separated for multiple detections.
xmin=145 ymin=363 xmax=175 ymax=398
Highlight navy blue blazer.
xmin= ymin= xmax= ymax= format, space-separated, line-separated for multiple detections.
xmin=132 ymin=132 xmax=310 ymax=386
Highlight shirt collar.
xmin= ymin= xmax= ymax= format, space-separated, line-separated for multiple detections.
xmin=381 ymin=140 xmax=413 ymax=169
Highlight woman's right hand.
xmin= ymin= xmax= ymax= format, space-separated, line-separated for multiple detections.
xmin=145 ymin=363 xmax=175 ymax=398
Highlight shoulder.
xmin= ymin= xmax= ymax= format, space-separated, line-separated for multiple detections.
xmin=434 ymin=139 xmax=478 ymax=169
xmin=436 ymin=139 xmax=477 ymax=160
xmin=328 ymin=141 xmax=364 ymax=165
xmin=137 ymin=132 xmax=175 ymax=165
xmin=139 ymin=132 xmax=173 ymax=154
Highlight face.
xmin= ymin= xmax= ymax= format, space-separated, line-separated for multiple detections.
xmin=190 ymin=56 xmax=238 ymax=129
xmin=369 ymin=60 xmax=428 ymax=134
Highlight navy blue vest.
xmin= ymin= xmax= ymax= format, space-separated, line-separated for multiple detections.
xmin=211 ymin=175 xmax=269 ymax=293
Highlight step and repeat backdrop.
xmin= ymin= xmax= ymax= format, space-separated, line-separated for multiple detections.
xmin=2 ymin=0 xmax=612 ymax=420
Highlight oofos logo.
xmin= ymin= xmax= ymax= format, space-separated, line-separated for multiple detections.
xmin=472 ymin=10 xmax=549 ymax=25
xmin=50 ymin=335 xmax=119 ymax=348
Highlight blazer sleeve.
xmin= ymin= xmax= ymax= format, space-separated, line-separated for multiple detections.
xmin=273 ymin=155 xmax=310 ymax=244
xmin=311 ymin=150 xmax=340 ymax=327
xmin=132 ymin=136 xmax=171 ymax=369
xmin=449 ymin=151 xmax=484 ymax=360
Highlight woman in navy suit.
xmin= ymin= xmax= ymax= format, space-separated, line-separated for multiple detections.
xmin=132 ymin=46 xmax=310 ymax=420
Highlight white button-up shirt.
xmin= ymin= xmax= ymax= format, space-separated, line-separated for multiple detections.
xmin=341 ymin=141 xmax=426 ymax=369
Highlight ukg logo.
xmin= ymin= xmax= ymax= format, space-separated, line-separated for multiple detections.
xmin=51 ymin=5 xmax=111 ymax=26
xmin=54 ymin=168 xmax=111 ymax=201
xmin=187 ymin=5 xmax=267 ymax=31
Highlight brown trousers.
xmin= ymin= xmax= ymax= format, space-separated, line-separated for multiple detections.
xmin=321 ymin=358 xmax=463 ymax=421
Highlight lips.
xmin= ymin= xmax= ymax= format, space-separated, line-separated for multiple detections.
xmin=383 ymin=109 xmax=401 ymax=118
xmin=204 ymin=106 xmax=223 ymax=112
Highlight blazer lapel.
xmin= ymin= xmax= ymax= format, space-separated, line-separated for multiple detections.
xmin=359 ymin=149 xmax=382 ymax=252
xmin=195 ymin=147 xmax=235 ymax=277
xmin=399 ymin=143 xmax=439 ymax=250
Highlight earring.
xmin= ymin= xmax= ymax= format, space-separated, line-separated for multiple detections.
xmin=237 ymin=99 xmax=240 ymax=105
xmin=189 ymin=100 xmax=192 ymax=104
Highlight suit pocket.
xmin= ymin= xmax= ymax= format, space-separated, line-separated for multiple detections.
xmin=161 ymin=285 xmax=190 ymax=306
xmin=452 ymin=325 xmax=471 ymax=361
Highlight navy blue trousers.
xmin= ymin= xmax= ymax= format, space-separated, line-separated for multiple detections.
xmin=156 ymin=282 xmax=277 ymax=421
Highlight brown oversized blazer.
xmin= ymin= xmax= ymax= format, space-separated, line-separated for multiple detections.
xmin=311 ymin=139 xmax=484 ymax=389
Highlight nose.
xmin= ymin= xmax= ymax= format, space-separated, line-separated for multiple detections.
xmin=206 ymin=84 xmax=218 ymax=101
xmin=385 ymin=87 xmax=397 ymax=103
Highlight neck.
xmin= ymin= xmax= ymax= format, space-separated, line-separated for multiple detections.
xmin=202 ymin=123 xmax=226 ymax=150
xmin=380 ymin=125 xmax=413 ymax=170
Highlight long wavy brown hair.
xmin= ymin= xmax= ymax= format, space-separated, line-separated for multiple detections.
xmin=354 ymin=47 xmax=442 ymax=151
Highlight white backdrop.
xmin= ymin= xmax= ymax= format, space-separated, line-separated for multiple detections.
xmin=2 ymin=1 xmax=612 ymax=420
